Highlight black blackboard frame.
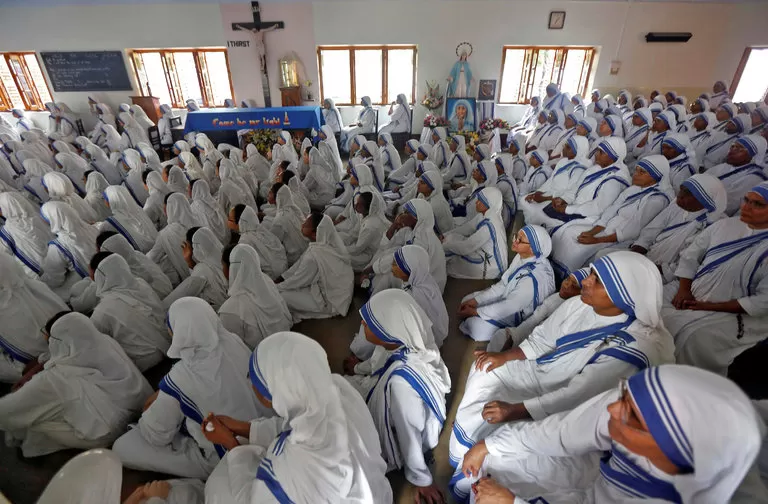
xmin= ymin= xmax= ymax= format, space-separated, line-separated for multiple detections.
xmin=40 ymin=51 xmax=133 ymax=92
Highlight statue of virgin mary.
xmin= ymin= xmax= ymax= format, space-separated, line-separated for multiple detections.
xmin=447 ymin=43 xmax=474 ymax=98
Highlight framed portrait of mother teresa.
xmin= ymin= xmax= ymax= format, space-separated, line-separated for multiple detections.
xmin=446 ymin=97 xmax=476 ymax=132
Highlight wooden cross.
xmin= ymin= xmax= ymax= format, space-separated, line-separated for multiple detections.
xmin=232 ymin=1 xmax=285 ymax=107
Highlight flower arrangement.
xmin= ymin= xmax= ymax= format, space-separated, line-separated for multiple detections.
xmin=242 ymin=129 xmax=279 ymax=156
xmin=424 ymin=115 xmax=449 ymax=128
xmin=456 ymin=130 xmax=481 ymax=155
xmin=479 ymin=118 xmax=511 ymax=132
xmin=421 ymin=80 xmax=445 ymax=112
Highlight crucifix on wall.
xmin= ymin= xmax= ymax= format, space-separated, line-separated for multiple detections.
xmin=232 ymin=1 xmax=285 ymax=107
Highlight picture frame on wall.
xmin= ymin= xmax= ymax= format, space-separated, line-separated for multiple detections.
xmin=446 ymin=97 xmax=476 ymax=132
xmin=478 ymin=80 xmax=497 ymax=101
xmin=549 ymin=11 xmax=566 ymax=29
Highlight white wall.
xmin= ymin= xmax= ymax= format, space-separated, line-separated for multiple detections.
xmin=1 ymin=0 xmax=767 ymax=133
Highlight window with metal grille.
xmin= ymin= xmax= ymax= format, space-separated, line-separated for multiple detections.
xmin=499 ymin=46 xmax=597 ymax=105
xmin=317 ymin=45 xmax=417 ymax=106
xmin=0 ymin=52 xmax=53 ymax=111
xmin=130 ymin=49 xmax=234 ymax=109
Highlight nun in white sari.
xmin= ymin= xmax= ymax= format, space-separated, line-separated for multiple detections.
xmin=443 ymin=187 xmax=509 ymax=279
xmin=147 ymin=193 xmax=195 ymax=288
xmin=40 ymin=201 xmax=99 ymax=292
xmin=53 ymin=152 xmax=88 ymax=195
xmin=143 ymin=170 xmax=170 ymax=230
xmin=271 ymin=131 xmax=298 ymax=168
xmin=84 ymin=143 xmax=122 ymax=185
xmin=84 ymin=171 xmax=112 ymax=221
xmin=458 ymin=225 xmax=556 ymax=342
xmin=343 ymin=189 xmax=390 ymax=272
xmin=218 ymin=159 xmax=257 ymax=213
xmin=218 ymin=244 xmax=292 ymax=349
xmin=113 ymin=297 xmax=264 ymax=479
xmin=277 ymin=214 xmax=354 ymax=322
xmin=204 ymin=332 xmax=392 ymax=504
xmin=91 ymin=253 xmax=169 ymax=371
xmin=628 ymin=174 xmax=727 ymax=282
xmin=120 ymin=148 xmax=150 ymax=206
xmin=163 ymin=227 xmax=228 ymax=311
xmin=448 ymin=252 xmax=676 ymax=501
xmin=322 ymin=98 xmax=343 ymax=133
xmin=101 ymin=233 xmax=173 ymax=299
xmin=318 ymin=125 xmax=344 ymax=179
xmin=303 ymin=146 xmax=337 ymax=209
xmin=231 ymin=205 xmax=287 ymax=280
xmin=0 ymin=312 xmax=151 ymax=457
xmin=707 ymin=134 xmax=767 ymax=216
xmin=463 ymin=365 xmax=762 ymax=504
xmin=165 ymin=165 xmax=189 ymax=195
xmin=102 ymin=185 xmax=158 ymax=253
xmin=661 ymin=181 xmax=768 ymax=376
xmin=347 ymin=289 xmax=450 ymax=501
xmin=0 ymin=254 xmax=67 ymax=383
xmin=379 ymin=94 xmax=411 ymax=134
xmin=43 ymin=171 xmax=97 ymax=223
xmin=341 ymin=95 xmax=376 ymax=150
xmin=378 ymin=132 xmax=402 ymax=176
xmin=117 ymin=112 xmax=150 ymax=149
xmin=0 ymin=191 xmax=53 ymax=278
xmin=268 ymin=184 xmax=309 ymax=266
xmin=190 ymin=179 xmax=228 ymax=245
xmin=551 ymin=155 xmax=673 ymax=275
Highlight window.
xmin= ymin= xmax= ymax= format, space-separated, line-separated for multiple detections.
xmin=317 ymin=45 xmax=417 ymax=106
xmin=499 ymin=46 xmax=596 ymax=104
xmin=130 ymin=49 xmax=234 ymax=108
xmin=0 ymin=52 xmax=53 ymax=111
xmin=732 ymin=47 xmax=768 ymax=103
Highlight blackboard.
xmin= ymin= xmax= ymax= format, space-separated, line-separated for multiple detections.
xmin=40 ymin=51 xmax=133 ymax=92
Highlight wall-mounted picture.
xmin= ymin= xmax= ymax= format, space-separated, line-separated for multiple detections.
xmin=478 ymin=80 xmax=497 ymax=101
xmin=447 ymin=97 xmax=476 ymax=132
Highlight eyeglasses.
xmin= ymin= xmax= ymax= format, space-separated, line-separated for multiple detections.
xmin=513 ymin=234 xmax=530 ymax=245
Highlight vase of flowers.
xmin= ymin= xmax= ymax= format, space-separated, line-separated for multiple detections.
xmin=424 ymin=115 xmax=449 ymax=128
xmin=479 ymin=118 xmax=510 ymax=132
xmin=242 ymin=129 xmax=279 ymax=156
xmin=456 ymin=130 xmax=481 ymax=155
xmin=421 ymin=80 xmax=445 ymax=112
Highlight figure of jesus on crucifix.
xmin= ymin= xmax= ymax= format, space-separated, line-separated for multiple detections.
xmin=235 ymin=22 xmax=279 ymax=74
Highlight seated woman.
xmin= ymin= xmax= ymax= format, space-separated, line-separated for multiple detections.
xmin=443 ymin=187 xmax=508 ymax=280
xmin=359 ymin=140 xmax=386 ymax=191
xmin=386 ymin=157 xmax=434 ymax=214
xmin=119 ymin=149 xmax=149 ymax=206
xmin=112 ymin=297 xmax=264 ymax=479
xmin=0 ymin=191 xmax=53 ymax=278
xmin=267 ymin=185 xmax=309 ymax=266
xmin=527 ymin=110 xmax=564 ymax=154
xmin=203 ymin=332 xmax=392 ymax=504
xmin=448 ymin=252 xmax=675 ymax=501
xmin=0 ymin=311 xmax=151 ymax=457
xmin=629 ymin=174 xmax=727 ymax=282
xmin=147 ymin=193 xmax=196 ymax=288
xmin=449 ymin=159 xmax=498 ymax=218
xmin=442 ymin=134 xmax=473 ymax=188
xmin=458 ymin=225 xmax=555 ymax=342
xmin=661 ymin=181 xmax=768 ymax=376
xmin=706 ymin=134 xmax=767 ymax=215
xmin=545 ymin=112 xmax=578 ymax=164
xmin=493 ymin=157 xmax=519 ymax=231
xmin=498 ymin=133 xmax=529 ymax=186
xmin=378 ymin=132 xmax=402 ymax=176
xmin=270 ymin=130 xmax=298 ymax=170
xmin=517 ymin=149 xmax=551 ymax=196
xmin=84 ymin=171 xmax=112 ymax=222
xmin=189 ymin=179 xmax=228 ymax=243
xmin=345 ymin=289 xmax=450 ymax=504
xmin=53 ymin=152 xmax=88 ymax=196
xmin=364 ymin=198 xmax=447 ymax=295
xmin=537 ymin=137 xmax=630 ymax=230
xmin=218 ymin=159 xmax=257 ymax=213
xmin=463 ymin=365 xmax=761 ymax=504
xmin=40 ymin=201 xmax=99 ymax=294
xmin=318 ymin=125 xmax=344 ymax=180
xmin=103 ymin=185 xmax=159 ymax=254
xmin=99 ymin=232 xmax=173 ymax=299
xmin=340 ymin=95 xmax=376 ymax=151
xmin=218 ymin=244 xmax=292 ymax=350
xmin=487 ymin=268 xmax=589 ymax=353
xmin=0 ymin=254 xmax=67 ymax=383
xmin=551 ymin=155 xmax=673 ymax=276
xmin=379 ymin=93 xmax=411 ymax=134
xmin=333 ymin=163 xmax=377 ymax=230
xmin=90 ymin=253 xmax=169 ymax=372
xmin=508 ymin=96 xmax=541 ymax=136
xmin=227 ymin=204 xmax=286 ymax=279
xmin=43 ymin=171 xmax=97 ymax=224
xmin=302 ymin=145 xmax=337 ymax=210
xmin=322 ymin=98 xmax=343 ymax=134
xmin=660 ymin=133 xmax=697 ymax=193
xmin=701 ymin=112 xmax=750 ymax=169
xmin=417 ymin=169 xmax=454 ymax=235
xmin=163 ymin=227 xmax=228 ymax=311
xmin=277 ymin=213 xmax=354 ymax=322
xmin=342 ymin=190 xmax=389 ymax=272
xmin=163 ymin=165 xmax=189 ymax=195
xmin=429 ymin=127 xmax=451 ymax=170
xmin=521 ymin=136 xmax=590 ymax=226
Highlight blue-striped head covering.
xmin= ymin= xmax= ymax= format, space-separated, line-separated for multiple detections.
xmin=520 ymin=224 xmax=551 ymax=258
xmin=597 ymin=139 xmax=622 ymax=162
xmin=249 ymin=347 xmax=272 ymax=401
xmin=589 ymin=251 xmax=663 ymax=327
xmin=736 ymin=136 xmax=760 ymax=158
xmin=570 ymin=267 xmax=590 ymax=286
xmin=655 ymin=110 xmax=677 ymax=130
xmin=681 ymin=177 xmax=718 ymax=212
xmin=604 ymin=115 xmax=624 ymax=136
xmin=477 ymin=189 xmax=491 ymax=210
xmin=577 ymin=118 xmax=595 ymax=133
xmin=417 ymin=144 xmax=432 ymax=159
xmin=636 ymin=156 xmax=667 ymax=182
xmin=749 ymin=181 xmax=768 ymax=203
xmin=661 ymin=136 xmax=687 ymax=155
xmin=530 ymin=151 xmax=545 ymax=165
xmin=393 ymin=247 xmax=411 ymax=276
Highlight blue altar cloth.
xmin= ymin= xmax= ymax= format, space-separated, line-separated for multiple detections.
xmin=183 ymin=106 xmax=324 ymax=133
